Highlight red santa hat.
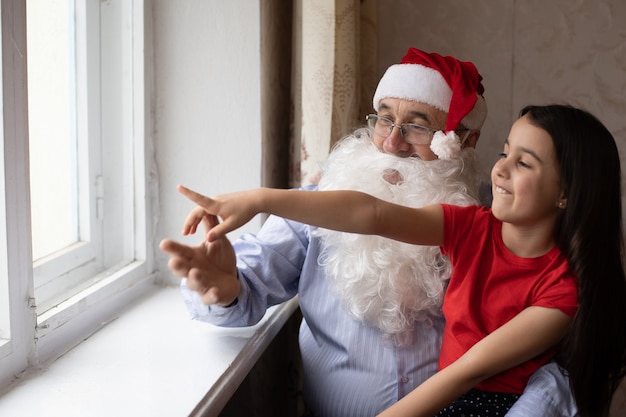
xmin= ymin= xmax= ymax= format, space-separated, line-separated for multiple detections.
xmin=373 ymin=48 xmax=487 ymax=133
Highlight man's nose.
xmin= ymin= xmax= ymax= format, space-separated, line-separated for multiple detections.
xmin=381 ymin=126 xmax=411 ymax=155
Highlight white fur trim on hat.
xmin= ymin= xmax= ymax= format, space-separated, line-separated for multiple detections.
xmin=373 ymin=64 xmax=452 ymax=113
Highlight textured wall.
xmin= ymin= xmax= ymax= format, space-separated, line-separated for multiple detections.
xmin=377 ymin=0 xmax=626 ymax=414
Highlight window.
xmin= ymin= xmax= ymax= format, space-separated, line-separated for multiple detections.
xmin=0 ymin=0 xmax=154 ymax=385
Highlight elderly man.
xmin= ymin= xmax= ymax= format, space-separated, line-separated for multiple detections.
xmin=160 ymin=48 xmax=576 ymax=417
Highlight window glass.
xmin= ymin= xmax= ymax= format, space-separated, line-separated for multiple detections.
xmin=27 ymin=0 xmax=78 ymax=262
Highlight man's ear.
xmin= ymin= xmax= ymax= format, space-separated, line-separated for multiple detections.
xmin=463 ymin=129 xmax=481 ymax=149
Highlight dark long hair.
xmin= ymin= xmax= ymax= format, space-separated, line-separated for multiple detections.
xmin=521 ymin=104 xmax=626 ymax=416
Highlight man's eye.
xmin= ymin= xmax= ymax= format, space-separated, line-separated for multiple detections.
xmin=405 ymin=124 xmax=428 ymax=134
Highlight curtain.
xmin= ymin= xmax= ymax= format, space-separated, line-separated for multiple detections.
xmin=290 ymin=0 xmax=378 ymax=187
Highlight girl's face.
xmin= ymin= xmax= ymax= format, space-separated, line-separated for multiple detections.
xmin=491 ymin=115 xmax=565 ymax=228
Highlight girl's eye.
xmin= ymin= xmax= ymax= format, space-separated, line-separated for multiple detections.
xmin=498 ymin=152 xmax=530 ymax=168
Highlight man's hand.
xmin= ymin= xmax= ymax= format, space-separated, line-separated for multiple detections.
xmin=159 ymin=213 xmax=240 ymax=306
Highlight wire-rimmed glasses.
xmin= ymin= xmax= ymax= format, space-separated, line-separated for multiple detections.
xmin=366 ymin=114 xmax=437 ymax=145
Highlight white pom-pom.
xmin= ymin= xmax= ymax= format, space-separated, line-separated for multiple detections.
xmin=430 ymin=131 xmax=461 ymax=160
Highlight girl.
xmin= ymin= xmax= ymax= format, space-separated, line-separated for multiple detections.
xmin=177 ymin=104 xmax=626 ymax=417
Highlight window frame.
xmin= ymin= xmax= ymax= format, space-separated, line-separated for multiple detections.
xmin=0 ymin=0 xmax=155 ymax=385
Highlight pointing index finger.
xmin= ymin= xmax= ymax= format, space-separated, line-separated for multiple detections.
xmin=178 ymin=185 xmax=213 ymax=207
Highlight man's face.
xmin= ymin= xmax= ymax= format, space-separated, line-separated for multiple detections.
xmin=373 ymin=98 xmax=448 ymax=161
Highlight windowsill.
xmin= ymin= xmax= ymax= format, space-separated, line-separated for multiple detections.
xmin=0 ymin=285 xmax=299 ymax=417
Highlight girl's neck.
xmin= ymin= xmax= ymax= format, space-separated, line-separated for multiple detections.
xmin=501 ymin=222 xmax=556 ymax=258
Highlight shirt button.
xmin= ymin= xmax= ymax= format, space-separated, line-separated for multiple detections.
xmin=400 ymin=375 xmax=409 ymax=383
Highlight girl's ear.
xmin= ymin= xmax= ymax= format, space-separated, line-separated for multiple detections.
xmin=557 ymin=192 xmax=568 ymax=209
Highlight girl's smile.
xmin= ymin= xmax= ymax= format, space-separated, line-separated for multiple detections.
xmin=493 ymin=185 xmax=511 ymax=195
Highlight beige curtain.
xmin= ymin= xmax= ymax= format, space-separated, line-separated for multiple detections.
xmin=290 ymin=0 xmax=378 ymax=187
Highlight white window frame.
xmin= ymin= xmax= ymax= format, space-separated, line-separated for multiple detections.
xmin=0 ymin=0 xmax=155 ymax=387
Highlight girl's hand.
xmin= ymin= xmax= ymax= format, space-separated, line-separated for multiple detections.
xmin=181 ymin=206 xmax=213 ymax=237
xmin=177 ymin=184 xmax=262 ymax=241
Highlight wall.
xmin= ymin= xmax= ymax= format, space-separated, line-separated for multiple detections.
xmin=153 ymin=0 xmax=264 ymax=280
xmin=377 ymin=0 xmax=626 ymax=413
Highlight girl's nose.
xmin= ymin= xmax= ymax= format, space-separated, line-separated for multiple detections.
xmin=492 ymin=157 xmax=509 ymax=178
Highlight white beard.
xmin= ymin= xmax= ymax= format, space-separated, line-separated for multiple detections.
xmin=315 ymin=128 xmax=484 ymax=345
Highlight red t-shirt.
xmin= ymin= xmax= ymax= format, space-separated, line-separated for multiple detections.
xmin=439 ymin=204 xmax=578 ymax=394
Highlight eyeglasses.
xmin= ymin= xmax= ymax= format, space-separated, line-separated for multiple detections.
xmin=366 ymin=114 xmax=437 ymax=145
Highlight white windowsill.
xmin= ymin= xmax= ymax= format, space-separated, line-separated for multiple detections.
xmin=0 ymin=285 xmax=299 ymax=417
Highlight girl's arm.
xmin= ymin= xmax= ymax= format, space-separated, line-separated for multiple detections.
xmin=177 ymin=185 xmax=445 ymax=246
xmin=377 ymin=306 xmax=572 ymax=417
